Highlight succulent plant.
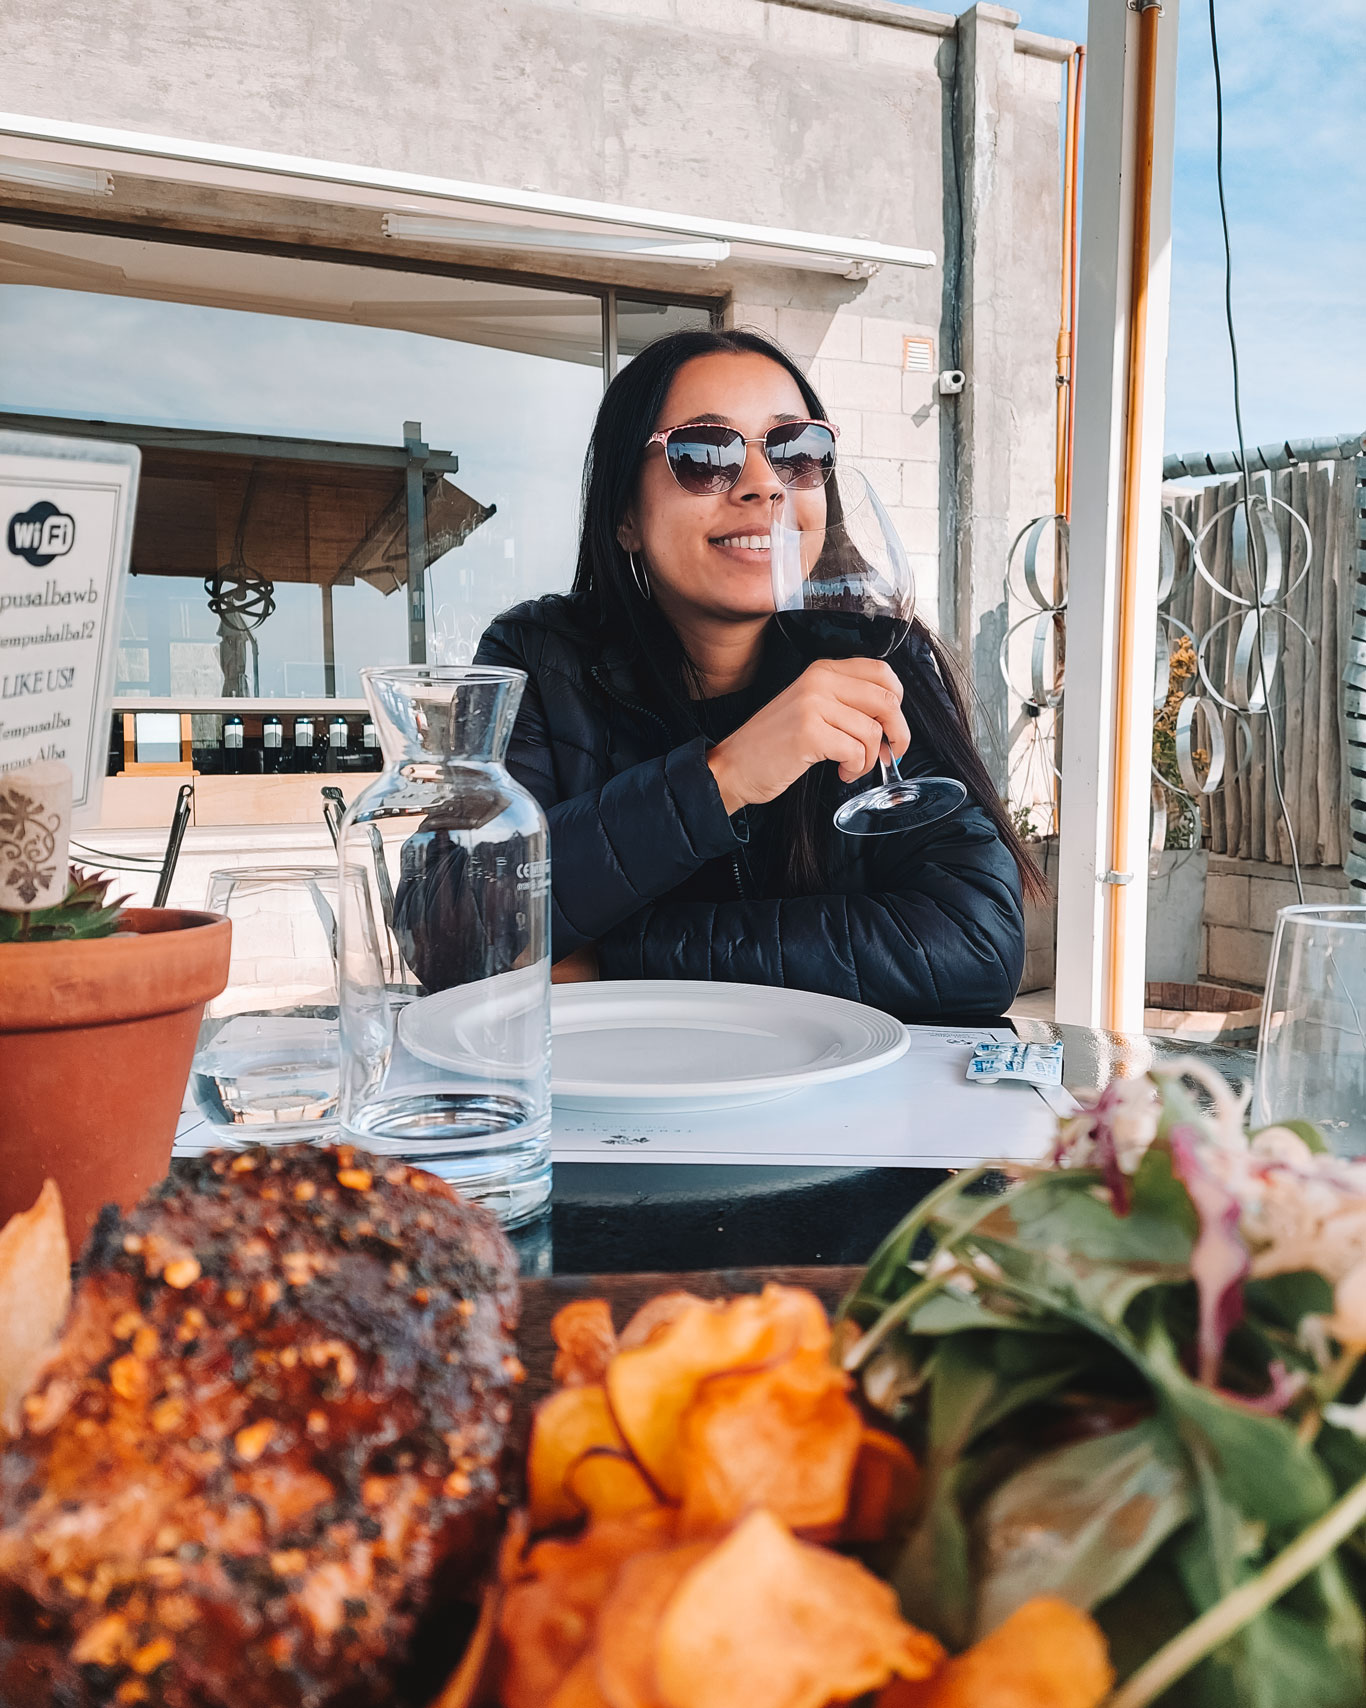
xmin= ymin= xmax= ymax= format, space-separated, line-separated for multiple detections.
xmin=0 ymin=866 xmax=131 ymax=943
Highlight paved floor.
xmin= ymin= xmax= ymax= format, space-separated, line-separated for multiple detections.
xmin=1008 ymin=986 xmax=1056 ymax=1022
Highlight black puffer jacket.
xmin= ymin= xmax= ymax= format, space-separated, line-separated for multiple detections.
xmin=472 ymin=595 xmax=1025 ymax=1022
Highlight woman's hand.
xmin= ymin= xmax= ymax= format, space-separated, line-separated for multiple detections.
xmin=705 ymin=658 xmax=911 ymax=815
xmin=552 ymin=943 xmax=600 ymax=983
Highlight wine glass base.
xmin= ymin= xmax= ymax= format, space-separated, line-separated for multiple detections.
xmin=834 ymin=775 xmax=968 ymax=836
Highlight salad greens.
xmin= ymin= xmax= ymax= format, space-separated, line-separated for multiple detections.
xmin=839 ymin=1063 xmax=1366 ymax=1708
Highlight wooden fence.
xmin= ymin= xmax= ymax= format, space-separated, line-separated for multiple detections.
xmin=1163 ymin=457 xmax=1360 ymax=867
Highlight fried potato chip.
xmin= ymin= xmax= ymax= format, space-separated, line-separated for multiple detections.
xmin=528 ymin=1384 xmax=632 ymax=1531
xmin=552 ymin=1300 xmax=619 ymax=1388
xmin=842 ymin=1428 xmax=922 ymax=1545
xmin=499 ymin=1516 xmax=676 ymax=1708
xmin=877 ymin=1597 xmax=1113 ymax=1708
xmin=617 ymin=1292 xmax=706 ymax=1352
xmin=431 ymin=1587 xmax=499 ymax=1708
xmin=547 ymin=1653 xmax=613 ymax=1708
xmin=566 ymin=1450 xmax=662 ymax=1525
xmin=606 ymin=1287 xmax=831 ymax=1497
xmin=594 ymin=1542 xmax=713 ymax=1708
xmin=0 ymin=1179 xmax=71 ymax=1437
xmin=678 ymin=1349 xmax=862 ymax=1534
xmin=654 ymin=1509 xmax=944 ymax=1708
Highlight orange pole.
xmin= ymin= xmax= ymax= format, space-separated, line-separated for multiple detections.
xmin=1104 ymin=4 xmax=1161 ymax=1033
xmin=1053 ymin=50 xmax=1074 ymax=520
xmin=1064 ymin=45 xmax=1085 ymax=519
xmin=1055 ymin=47 xmax=1083 ymax=521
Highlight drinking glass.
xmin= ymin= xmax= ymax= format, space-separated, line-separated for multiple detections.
xmin=188 ymin=865 xmax=352 ymax=1144
xmin=1253 ymin=904 xmax=1366 ymax=1156
xmin=770 ymin=466 xmax=967 ymax=835
xmin=336 ymin=665 xmax=551 ymax=1226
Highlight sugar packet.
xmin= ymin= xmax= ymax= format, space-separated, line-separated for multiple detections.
xmin=966 ymin=1040 xmax=1064 ymax=1087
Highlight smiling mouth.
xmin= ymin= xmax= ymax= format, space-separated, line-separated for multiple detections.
xmin=710 ymin=533 xmax=771 ymax=551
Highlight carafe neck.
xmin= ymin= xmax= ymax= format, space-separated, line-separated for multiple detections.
xmin=360 ymin=666 xmax=526 ymax=767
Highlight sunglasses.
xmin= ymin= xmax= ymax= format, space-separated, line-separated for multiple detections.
xmin=645 ymin=419 xmax=839 ymax=495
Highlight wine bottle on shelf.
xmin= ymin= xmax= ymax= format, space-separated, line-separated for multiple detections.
xmin=222 ymin=716 xmax=246 ymax=776
xmin=327 ymin=715 xmax=349 ymax=773
xmin=263 ymin=715 xmax=285 ymax=775
xmin=293 ymin=716 xmax=320 ymax=774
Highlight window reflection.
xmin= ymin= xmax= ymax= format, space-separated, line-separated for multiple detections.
xmin=0 ymin=226 xmax=651 ymax=684
xmin=618 ymin=298 xmax=714 ymax=362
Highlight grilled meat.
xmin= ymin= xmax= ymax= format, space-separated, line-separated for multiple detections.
xmin=0 ymin=1144 xmax=521 ymax=1708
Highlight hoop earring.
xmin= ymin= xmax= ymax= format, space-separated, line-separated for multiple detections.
xmin=629 ymin=550 xmax=652 ymax=601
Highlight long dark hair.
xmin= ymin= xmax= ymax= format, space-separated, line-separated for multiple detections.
xmin=570 ymin=327 xmax=1043 ymax=901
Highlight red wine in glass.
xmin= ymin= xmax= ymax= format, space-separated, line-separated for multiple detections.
xmin=771 ymin=469 xmax=967 ymax=835
xmin=778 ymin=608 xmax=911 ymax=664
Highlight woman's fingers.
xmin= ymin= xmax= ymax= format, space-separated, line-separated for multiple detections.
xmin=705 ymin=657 xmax=914 ymax=812
xmin=818 ymin=668 xmax=912 ymax=758
xmin=820 ymin=703 xmax=888 ymax=781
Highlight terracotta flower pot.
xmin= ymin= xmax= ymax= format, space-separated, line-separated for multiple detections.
xmin=0 ymin=908 xmax=231 ymax=1256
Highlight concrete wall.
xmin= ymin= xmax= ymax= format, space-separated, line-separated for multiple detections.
xmin=2 ymin=0 xmax=1068 ymax=659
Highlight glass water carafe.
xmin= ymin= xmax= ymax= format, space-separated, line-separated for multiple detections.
xmin=337 ymin=665 xmax=551 ymax=1224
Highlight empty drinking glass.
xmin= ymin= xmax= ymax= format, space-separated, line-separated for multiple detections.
xmin=1254 ymin=904 xmax=1366 ymax=1156
xmin=336 ymin=665 xmax=551 ymax=1225
xmin=189 ymin=865 xmax=351 ymax=1144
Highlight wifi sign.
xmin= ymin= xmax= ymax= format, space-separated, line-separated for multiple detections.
xmin=7 ymin=501 xmax=77 ymax=567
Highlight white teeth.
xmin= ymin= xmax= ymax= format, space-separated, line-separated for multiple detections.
xmin=717 ymin=535 xmax=770 ymax=549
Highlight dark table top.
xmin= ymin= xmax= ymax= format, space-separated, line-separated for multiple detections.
xmin=510 ymin=1021 xmax=1255 ymax=1278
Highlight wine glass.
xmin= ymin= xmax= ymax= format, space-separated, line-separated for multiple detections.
xmin=1253 ymin=904 xmax=1366 ymax=1156
xmin=186 ymin=865 xmax=351 ymax=1148
xmin=771 ymin=465 xmax=967 ymax=835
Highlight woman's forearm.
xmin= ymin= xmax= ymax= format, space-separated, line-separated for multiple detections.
xmin=546 ymin=736 xmax=742 ymax=951
xmin=596 ymin=884 xmax=1024 ymax=1022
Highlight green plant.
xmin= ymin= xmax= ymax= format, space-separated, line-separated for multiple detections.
xmin=0 ymin=866 xmax=130 ymax=944
xmin=1153 ymin=634 xmax=1203 ymax=851
xmin=840 ymin=1066 xmax=1366 ymax=1708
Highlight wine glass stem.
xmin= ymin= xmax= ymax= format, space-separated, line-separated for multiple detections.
xmin=882 ymin=747 xmax=904 ymax=786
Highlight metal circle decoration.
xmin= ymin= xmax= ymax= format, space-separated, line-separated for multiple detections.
xmin=1192 ymin=493 xmax=1312 ymax=610
xmin=1196 ymin=606 xmax=1311 ymax=715
xmin=1006 ymin=514 xmax=1069 ymax=612
xmin=1153 ymin=611 xmax=1195 ymax=712
xmin=1174 ymin=694 xmax=1228 ymax=796
xmin=998 ymin=610 xmax=1064 ymax=711
xmin=1158 ymin=508 xmax=1197 ymax=608
xmin=1149 ymin=779 xmax=1169 ymax=860
xmin=205 ymin=562 xmax=276 ymax=632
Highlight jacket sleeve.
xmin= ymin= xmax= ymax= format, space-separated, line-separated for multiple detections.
xmin=475 ymin=619 xmax=743 ymax=956
xmin=594 ymin=802 xmax=1026 ymax=1022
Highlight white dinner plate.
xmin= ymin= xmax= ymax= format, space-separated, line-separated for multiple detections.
xmin=397 ymin=964 xmax=550 ymax=1077
xmin=550 ymin=980 xmax=910 ymax=1111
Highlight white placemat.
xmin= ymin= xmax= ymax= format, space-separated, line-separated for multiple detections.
xmin=547 ymin=1026 xmax=1075 ymax=1168
xmin=177 ymin=1024 xmax=1073 ymax=1169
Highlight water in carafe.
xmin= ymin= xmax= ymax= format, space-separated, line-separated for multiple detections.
xmin=337 ymin=665 xmax=551 ymax=1225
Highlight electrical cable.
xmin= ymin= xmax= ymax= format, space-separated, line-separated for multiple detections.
xmin=70 ymin=840 xmax=164 ymax=874
xmin=1208 ymin=0 xmax=1305 ymax=903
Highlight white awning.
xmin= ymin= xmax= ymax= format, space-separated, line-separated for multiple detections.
xmin=0 ymin=113 xmax=935 ymax=281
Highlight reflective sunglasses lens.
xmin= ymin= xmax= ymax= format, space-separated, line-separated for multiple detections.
xmin=766 ymin=422 xmax=836 ymax=489
xmin=664 ymin=426 xmax=745 ymax=494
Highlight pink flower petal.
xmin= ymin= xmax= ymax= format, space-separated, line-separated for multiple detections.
xmin=1170 ymin=1125 xmax=1251 ymax=1388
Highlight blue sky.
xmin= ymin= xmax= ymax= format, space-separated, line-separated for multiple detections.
xmin=953 ymin=0 xmax=1365 ymax=454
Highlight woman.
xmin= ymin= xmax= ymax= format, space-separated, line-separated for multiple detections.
xmin=473 ymin=328 xmax=1037 ymax=1022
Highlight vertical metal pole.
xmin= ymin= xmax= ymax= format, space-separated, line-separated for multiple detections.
xmin=1054 ymin=0 xmax=1179 ymax=1031
xmin=320 ymin=581 xmax=336 ymax=697
xmin=404 ymin=419 xmax=428 ymax=665
xmin=603 ymin=290 xmax=619 ymax=386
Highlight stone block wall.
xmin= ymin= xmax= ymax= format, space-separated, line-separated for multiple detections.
xmin=1201 ymin=855 xmax=1358 ymax=990
xmin=729 ymin=298 xmax=945 ymax=598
